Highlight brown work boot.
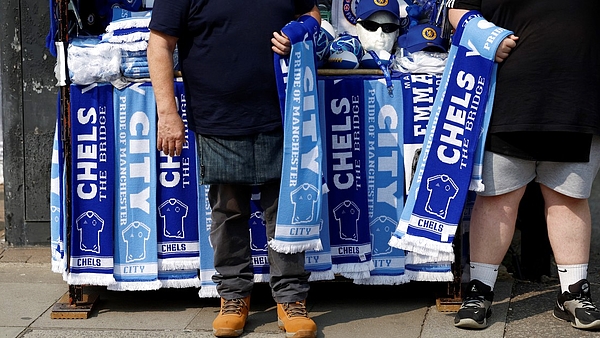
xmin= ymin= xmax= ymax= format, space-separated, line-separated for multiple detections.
xmin=212 ymin=296 xmax=250 ymax=337
xmin=277 ymin=300 xmax=317 ymax=338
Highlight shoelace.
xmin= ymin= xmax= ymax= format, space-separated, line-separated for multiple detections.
xmin=222 ymin=298 xmax=246 ymax=315
xmin=461 ymin=296 xmax=486 ymax=309
xmin=575 ymin=296 xmax=600 ymax=312
xmin=284 ymin=302 xmax=309 ymax=318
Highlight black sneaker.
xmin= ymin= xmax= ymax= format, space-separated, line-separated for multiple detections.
xmin=553 ymin=279 xmax=600 ymax=330
xmin=454 ymin=279 xmax=494 ymax=329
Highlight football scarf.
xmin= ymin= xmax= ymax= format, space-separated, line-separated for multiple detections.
xmin=50 ymin=105 xmax=66 ymax=276
xmin=354 ymin=78 xmax=409 ymax=285
xmin=320 ymin=75 xmax=372 ymax=279
xmin=389 ymin=12 xmax=513 ymax=260
xmin=110 ymin=82 xmax=160 ymax=291
xmin=305 ymin=182 xmax=334 ymax=282
xmin=197 ymin=184 xmax=219 ymax=298
xmin=156 ymin=80 xmax=200 ymax=272
xmin=67 ymin=83 xmax=116 ymax=286
xmin=249 ymin=188 xmax=270 ymax=283
xmin=271 ymin=15 xmax=324 ymax=254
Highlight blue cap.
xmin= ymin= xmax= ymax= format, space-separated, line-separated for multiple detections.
xmin=397 ymin=23 xmax=448 ymax=53
xmin=356 ymin=0 xmax=401 ymax=21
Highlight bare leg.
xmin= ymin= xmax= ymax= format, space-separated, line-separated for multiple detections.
xmin=470 ymin=186 xmax=527 ymax=265
xmin=540 ymin=184 xmax=591 ymax=265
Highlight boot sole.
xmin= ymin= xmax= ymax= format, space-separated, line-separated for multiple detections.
xmin=278 ymin=319 xmax=317 ymax=338
xmin=213 ymin=328 xmax=243 ymax=337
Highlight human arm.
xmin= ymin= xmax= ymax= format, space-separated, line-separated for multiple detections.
xmin=448 ymin=8 xmax=518 ymax=63
xmin=271 ymin=4 xmax=321 ymax=56
xmin=148 ymin=30 xmax=185 ymax=157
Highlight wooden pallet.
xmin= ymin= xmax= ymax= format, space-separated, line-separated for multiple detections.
xmin=50 ymin=292 xmax=99 ymax=319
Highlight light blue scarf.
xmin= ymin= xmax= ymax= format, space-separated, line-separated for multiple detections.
xmin=389 ymin=12 xmax=513 ymax=260
xmin=50 ymin=107 xmax=66 ymax=277
xmin=270 ymin=15 xmax=324 ymax=254
xmin=354 ymin=77 xmax=409 ymax=285
xmin=110 ymin=82 xmax=160 ymax=291
xmin=197 ymin=184 xmax=219 ymax=298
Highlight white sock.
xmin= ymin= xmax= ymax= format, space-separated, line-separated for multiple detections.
xmin=470 ymin=262 xmax=499 ymax=291
xmin=557 ymin=264 xmax=588 ymax=293
xmin=469 ymin=262 xmax=499 ymax=291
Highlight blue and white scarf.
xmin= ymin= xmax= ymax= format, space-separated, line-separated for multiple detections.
xmin=110 ymin=82 xmax=161 ymax=291
xmin=155 ymin=81 xmax=201 ymax=288
xmin=389 ymin=12 xmax=513 ymax=260
xmin=320 ymin=75 xmax=373 ymax=279
xmin=249 ymin=187 xmax=270 ymax=283
xmin=305 ymin=181 xmax=335 ymax=281
xmin=271 ymin=15 xmax=324 ymax=254
xmin=50 ymin=101 xmax=66 ymax=277
xmin=68 ymin=83 xmax=116 ymax=286
xmin=354 ymin=77 xmax=409 ymax=285
xmin=156 ymin=80 xmax=200 ymax=272
xmin=399 ymin=73 xmax=452 ymax=279
xmin=198 ymin=184 xmax=219 ymax=298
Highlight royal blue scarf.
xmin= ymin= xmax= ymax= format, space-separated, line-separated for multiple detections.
xmin=68 ymin=83 xmax=116 ymax=286
xmin=389 ymin=12 xmax=513 ymax=260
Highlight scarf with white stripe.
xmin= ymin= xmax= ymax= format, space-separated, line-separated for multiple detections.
xmin=389 ymin=11 xmax=513 ymax=261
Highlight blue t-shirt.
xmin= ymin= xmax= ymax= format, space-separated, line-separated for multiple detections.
xmin=149 ymin=0 xmax=316 ymax=136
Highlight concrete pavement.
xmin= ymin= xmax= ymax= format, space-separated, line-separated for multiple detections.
xmin=1 ymin=178 xmax=600 ymax=338
xmin=0 ymin=245 xmax=599 ymax=338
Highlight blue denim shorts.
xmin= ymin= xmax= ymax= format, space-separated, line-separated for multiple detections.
xmin=195 ymin=128 xmax=283 ymax=185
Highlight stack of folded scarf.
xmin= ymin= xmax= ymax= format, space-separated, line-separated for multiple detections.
xmin=102 ymin=11 xmax=152 ymax=79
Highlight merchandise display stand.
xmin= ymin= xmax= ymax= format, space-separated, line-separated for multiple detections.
xmin=51 ymin=0 xmax=99 ymax=318
xmin=49 ymin=3 xmax=463 ymax=319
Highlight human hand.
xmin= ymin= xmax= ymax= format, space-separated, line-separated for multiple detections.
xmin=495 ymin=34 xmax=518 ymax=63
xmin=157 ymin=111 xmax=185 ymax=157
xmin=271 ymin=31 xmax=291 ymax=56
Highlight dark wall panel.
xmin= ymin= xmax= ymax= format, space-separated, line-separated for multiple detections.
xmin=1 ymin=0 xmax=55 ymax=245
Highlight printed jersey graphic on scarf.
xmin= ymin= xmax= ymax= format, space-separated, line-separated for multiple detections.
xmin=122 ymin=221 xmax=151 ymax=262
xmin=76 ymin=211 xmax=105 ymax=253
xmin=158 ymin=198 xmax=189 ymax=238
xmin=333 ymin=201 xmax=360 ymax=242
xmin=291 ymin=183 xmax=319 ymax=223
xmin=425 ymin=174 xmax=459 ymax=219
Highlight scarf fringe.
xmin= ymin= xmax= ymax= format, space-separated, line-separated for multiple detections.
xmin=469 ymin=179 xmax=485 ymax=192
xmin=353 ymin=274 xmax=410 ymax=285
xmin=52 ymin=260 xmax=65 ymax=274
xmin=389 ymin=234 xmax=454 ymax=258
xmin=405 ymin=251 xmax=455 ymax=264
xmin=158 ymin=258 xmax=199 ymax=271
xmin=66 ymin=273 xmax=116 ymax=286
xmin=160 ymin=278 xmax=201 ymax=289
xmin=308 ymin=270 xmax=335 ymax=282
xmin=106 ymin=18 xmax=151 ymax=32
xmin=268 ymin=239 xmax=322 ymax=254
xmin=104 ymin=32 xmax=149 ymax=44
xmin=253 ymin=274 xmax=271 ymax=283
xmin=198 ymin=285 xmax=220 ymax=298
xmin=107 ymin=280 xmax=162 ymax=291
xmin=405 ymin=270 xmax=454 ymax=282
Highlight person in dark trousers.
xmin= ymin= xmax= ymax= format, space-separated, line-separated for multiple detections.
xmin=448 ymin=0 xmax=600 ymax=331
xmin=147 ymin=1 xmax=320 ymax=337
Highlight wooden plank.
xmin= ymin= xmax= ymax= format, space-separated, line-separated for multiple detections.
xmin=50 ymin=292 xmax=99 ymax=319
xmin=436 ymin=297 xmax=462 ymax=312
